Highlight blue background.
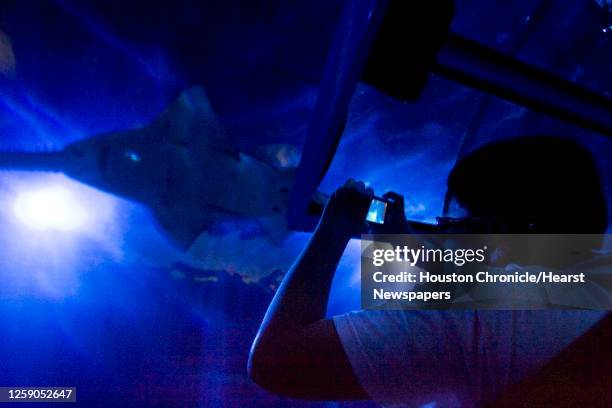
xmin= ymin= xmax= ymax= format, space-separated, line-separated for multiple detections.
xmin=0 ymin=1 xmax=610 ymax=406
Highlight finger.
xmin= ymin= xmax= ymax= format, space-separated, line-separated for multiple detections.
xmin=354 ymin=181 xmax=366 ymax=192
xmin=345 ymin=178 xmax=356 ymax=187
xmin=383 ymin=191 xmax=404 ymax=205
xmin=365 ymin=187 xmax=374 ymax=198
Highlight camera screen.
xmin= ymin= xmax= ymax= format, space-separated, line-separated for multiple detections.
xmin=366 ymin=198 xmax=387 ymax=224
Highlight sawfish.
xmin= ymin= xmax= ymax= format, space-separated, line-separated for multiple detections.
xmin=0 ymin=86 xmax=298 ymax=252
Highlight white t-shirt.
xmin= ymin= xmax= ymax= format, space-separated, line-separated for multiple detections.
xmin=334 ymin=309 xmax=605 ymax=407
xmin=333 ymin=255 xmax=610 ymax=407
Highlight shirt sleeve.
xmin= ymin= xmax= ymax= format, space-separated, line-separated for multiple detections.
xmin=333 ymin=310 xmax=477 ymax=407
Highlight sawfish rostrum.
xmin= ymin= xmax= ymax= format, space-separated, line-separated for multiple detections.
xmin=0 ymin=86 xmax=295 ymax=249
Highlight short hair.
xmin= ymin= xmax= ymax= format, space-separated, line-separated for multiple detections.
xmin=446 ymin=136 xmax=608 ymax=233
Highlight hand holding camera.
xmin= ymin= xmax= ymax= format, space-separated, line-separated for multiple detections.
xmin=319 ymin=179 xmax=410 ymax=237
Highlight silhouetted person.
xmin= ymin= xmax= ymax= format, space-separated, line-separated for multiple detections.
xmin=248 ymin=136 xmax=609 ymax=406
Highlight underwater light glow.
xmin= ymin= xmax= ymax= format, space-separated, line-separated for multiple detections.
xmin=13 ymin=186 xmax=88 ymax=231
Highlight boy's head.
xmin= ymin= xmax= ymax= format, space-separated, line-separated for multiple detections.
xmin=445 ymin=136 xmax=608 ymax=234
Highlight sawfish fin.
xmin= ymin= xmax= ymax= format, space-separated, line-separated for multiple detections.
xmin=150 ymin=87 xmax=303 ymax=182
xmin=151 ymin=204 xmax=218 ymax=250
xmin=149 ymin=85 xmax=240 ymax=160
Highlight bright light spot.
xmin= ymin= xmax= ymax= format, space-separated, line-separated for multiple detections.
xmin=13 ymin=187 xmax=88 ymax=231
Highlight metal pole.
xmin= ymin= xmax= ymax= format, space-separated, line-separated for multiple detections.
xmin=434 ymin=33 xmax=612 ymax=138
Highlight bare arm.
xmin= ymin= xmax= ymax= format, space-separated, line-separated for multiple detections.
xmin=248 ymin=180 xmax=372 ymax=400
